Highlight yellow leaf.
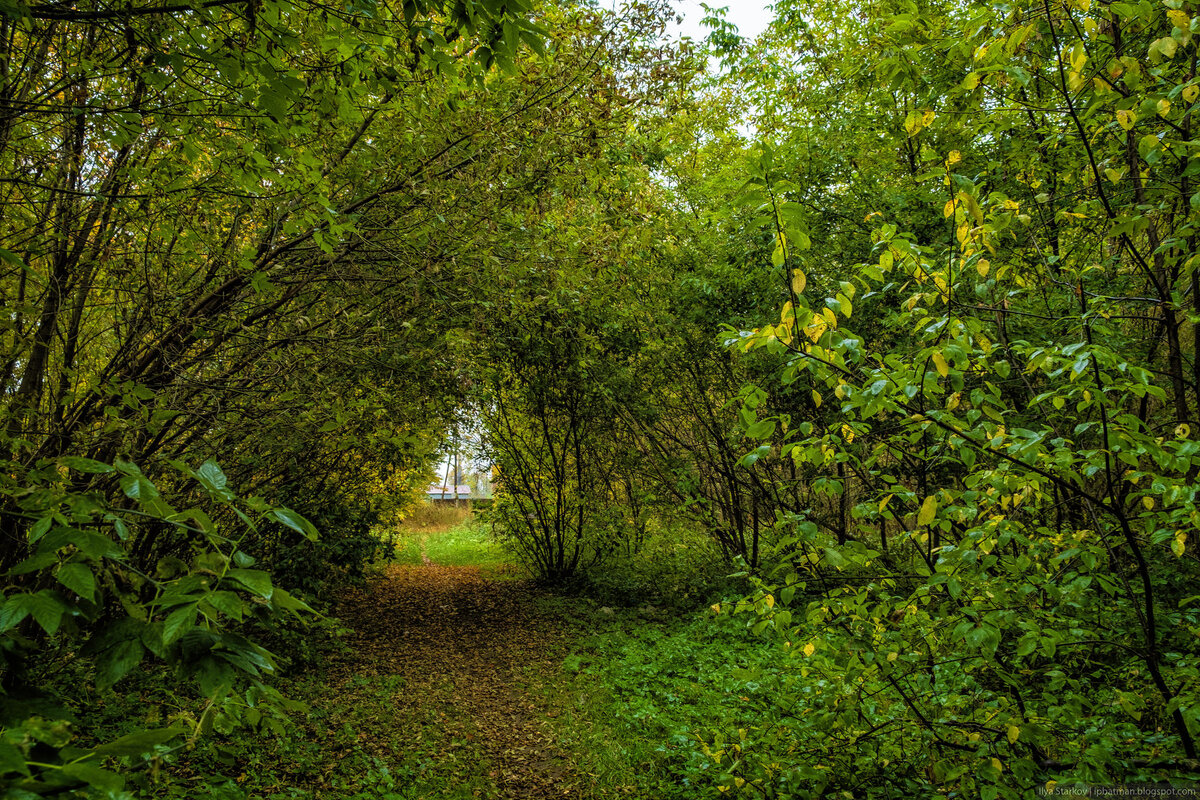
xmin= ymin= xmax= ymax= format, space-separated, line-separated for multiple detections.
xmin=879 ymin=494 xmax=894 ymax=512
xmin=992 ymin=757 xmax=1004 ymax=773
xmin=711 ymin=603 xmax=722 ymax=614
xmin=886 ymin=651 xmax=898 ymax=661
xmin=822 ymin=306 xmax=838 ymax=330
xmin=933 ymin=352 xmax=950 ymax=378
xmin=917 ymin=495 xmax=938 ymax=526
xmin=805 ymin=318 xmax=827 ymax=343
xmin=1143 ymin=496 xmax=1156 ymax=511
xmin=1116 ymin=109 xmax=1135 ymax=130
xmin=962 ymin=72 xmax=980 ymax=90
xmin=976 ymin=258 xmax=990 ymax=276
xmin=765 ymin=594 xmax=775 ymax=609
xmin=946 ymin=391 xmax=961 ymax=411
xmin=905 ymin=109 xmax=935 ymax=137
xmin=841 ymin=424 xmax=855 ymax=443
xmin=1173 ymin=531 xmax=1187 ymax=557
xmin=1046 ymin=782 xmax=1059 ymax=794
xmin=1169 ymin=9 xmax=1191 ymax=29
xmin=947 ymin=149 xmax=962 ymax=165
xmin=1176 ymin=423 xmax=1191 ymax=439
xmin=792 ymin=269 xmax=807 ymax=294
xmin=1070 ymin=42 xmax=1087 ymax=73
xmin=943 ymin=198 xmax=956 ymax=218
xmin=1007 ymin=725 xmax=1020 ymax=744
xmin=1158 ymin=98 xmax=1172 ymax=117
xmin=802 ymin=641 xmax=815 ymax=657
xmin=812 ymin=389 xmax=822 ymax=408
xmin=1185 ymin=85 xmax=1199 ymax=104
xmin=781 ymin=300 xmax=794 ymax=322
xmin=734 ymin=777 xmax=745 ymax=788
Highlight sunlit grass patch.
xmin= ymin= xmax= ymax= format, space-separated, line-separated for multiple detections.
xmin=424 ymin=521 xmax=510 ymax=571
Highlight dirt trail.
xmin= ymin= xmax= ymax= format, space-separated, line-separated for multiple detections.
xmin=331 ymin=563 xmax=584 ymax=799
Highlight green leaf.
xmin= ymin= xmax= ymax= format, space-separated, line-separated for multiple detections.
xmin=202 ymin=590 xmax=246 ymax=621
xmin=28 ymin=516 xmax=53 ymax=544
xmin=96 ymin=639 xmax=145 ymax=690
xmin=0 ymin=739 xmax=29 ymax=776
xmin=267 ymin=508 xmax=318 ymax=541
xmin=194 ymin=460 xmax=233 ymax=501
xmin=56 ymin=563 xmax=97 ymax=602
xmin=0 ymin=597 xmax=31 ymax=632
xmin=18 ymin=590 xmax=68 ymax=635
xmin=58 ymin=456 xmax=114 ymax=474
xmin=61 ymin=761 xmax=124 ymax=792
xmin=271 ymin=587 xmax=315 ymax=615
xmin=8 ymin=551 xmax=58 ymax=576
xmin=746 ymin=419 xmax=776 ymax=439
xmin=197 ymin=460 xmax=227 ymax=490
xmin=40 ymin=527 xmax=123 ymax=561
xmin=94 ymin=727 xmax=182 ymax=757
xmin=226 ymin=569 xmax=273 ymax=599
xmin=162 ymin=604 xmax=197 ymax=646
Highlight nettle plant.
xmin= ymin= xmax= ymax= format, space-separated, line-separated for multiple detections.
xmin=0 ymin=457 xmax=317 ymax=796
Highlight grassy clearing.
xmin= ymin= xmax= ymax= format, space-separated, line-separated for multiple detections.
xmin=422 ymin=521 xmax=509 ymax=569
xmin=384 ymin=514 xmax=520 ymax=578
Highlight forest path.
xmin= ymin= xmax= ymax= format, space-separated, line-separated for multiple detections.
xmin=328 ymin=562 xmax=586 ymax=799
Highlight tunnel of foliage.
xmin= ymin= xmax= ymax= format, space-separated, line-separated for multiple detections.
xmin=2 ymin=0 xmax=1200 ymax=796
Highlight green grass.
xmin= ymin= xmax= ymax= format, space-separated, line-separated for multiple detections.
xmin=389 ymin=532 xmax=424 ymax=566
xmin=422 ymin=521 xmax=508 ymax=568
xmin=532 ymin=591 xmax=768 ymax=799
xmin=382 ymin=518 xmax=519 ymax=577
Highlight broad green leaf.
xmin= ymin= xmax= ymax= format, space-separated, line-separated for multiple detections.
xmin=94 ymin=727 xmax=182 ymax=757
xmin=162 ymin=604 xmax=196 ymax=646
xmin=58 ymin=456 xmax=114 ymax=474
xmin=61 ymin=761 xmax=124 ymax=792
xmin=96 ymin=639 xmax=145 ymax=690
xmin=226 ymin=569 xmax=273 ymax=599
xmin=56 ymin=563 xmax=97 ymax=602
xmin=0 ymin=739 xmax=28 ymax=776
xmin=267 ymin=508 xmax=319 ymax=541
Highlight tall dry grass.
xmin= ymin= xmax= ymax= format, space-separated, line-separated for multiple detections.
xmin=396 ymin=502 xmax=474 ymax=534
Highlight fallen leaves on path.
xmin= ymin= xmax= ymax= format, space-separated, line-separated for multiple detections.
xmin=329 ymin=563 xmax=584 ymax=799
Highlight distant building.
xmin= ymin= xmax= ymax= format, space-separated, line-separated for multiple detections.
xmin=427 ymin=484 xmax=471 ymax=502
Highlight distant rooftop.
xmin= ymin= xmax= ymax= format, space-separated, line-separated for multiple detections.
xmin=427 ymin=484 xmax=471 ymax=499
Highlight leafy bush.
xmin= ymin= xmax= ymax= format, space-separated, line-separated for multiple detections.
xmin=574 ymin=522 xmax=739 ymax=609
xmin=0 ymin=458 xmax=318 ymax=796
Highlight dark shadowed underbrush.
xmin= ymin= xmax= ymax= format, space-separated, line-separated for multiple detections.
xmin=565 ymin=524 xmax=743 ymax=611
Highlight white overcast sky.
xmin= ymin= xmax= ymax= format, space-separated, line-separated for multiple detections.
xmin=665 ymin=1 xmax=774 ymax=42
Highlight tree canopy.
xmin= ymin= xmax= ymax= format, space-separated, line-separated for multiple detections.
xmin=2 ymin=0 xmax=1200 ymax=796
